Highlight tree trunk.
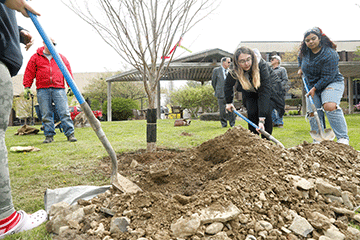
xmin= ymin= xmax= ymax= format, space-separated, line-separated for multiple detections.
xmin=146 ymin=108 xmax=157 ymax=152
xmin=146 ymin=85 xmax=157 ymax=152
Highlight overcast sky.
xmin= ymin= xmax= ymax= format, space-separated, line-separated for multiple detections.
xmin=16 ymin=0 xmax=360 ymax=75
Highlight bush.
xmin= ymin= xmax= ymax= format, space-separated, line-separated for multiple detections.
xmin=285 ymin=98 xmax=302 ymax=106
xmin=102 ymin=97 xmax=139 ymax=121
xmin=170 ymin=85 xmax=218 ymax=118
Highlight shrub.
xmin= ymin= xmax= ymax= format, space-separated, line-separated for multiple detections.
xmin=170 ymin=85 xmax=218 ymax=118
xmin=102 ymin=97 xmax=139 ymax=121
xmin=285 ymin=98 xmax=302 ymax=106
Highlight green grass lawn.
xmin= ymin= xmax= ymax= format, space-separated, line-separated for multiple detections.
xmin=3 ymin=114 xmax=360 ymax=239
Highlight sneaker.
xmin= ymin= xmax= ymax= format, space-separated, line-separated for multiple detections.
xmin=43 ymin=136 xmax=53 ymax=144
xmin=337 ymin=138 xmax=349 ymax=145
xmin=0 ymin=210 xmax=47 ymax=239
xmin=67 ymin=133 xmax=77 ymax=142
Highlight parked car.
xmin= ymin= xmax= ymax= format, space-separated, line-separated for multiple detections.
xmin=69 ymin=106 xmax=103 ymax=121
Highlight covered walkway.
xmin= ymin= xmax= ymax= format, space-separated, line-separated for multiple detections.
xmin=106 ymin=48 xmax=360 ymax=121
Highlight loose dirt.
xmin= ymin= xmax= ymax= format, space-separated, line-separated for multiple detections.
xmin=54 ymin=126 xmax=360 ymax=240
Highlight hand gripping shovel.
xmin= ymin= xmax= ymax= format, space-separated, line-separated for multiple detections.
xmin=302 ymin=77 xmax=335 ymax=142
xmin=27 ymin=10 xmax=141 ymax=194
xmin=232 ymin=109 xmax=285 ymax=148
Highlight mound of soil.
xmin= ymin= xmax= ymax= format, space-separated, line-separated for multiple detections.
xmin=50 ymin=126 xmax=360 ymax=240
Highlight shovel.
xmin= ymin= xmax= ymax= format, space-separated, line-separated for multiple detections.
xmin=232 ymin=109 xmax=285 ymax=148
xmin=302 ymin=76 xmax=335 ymax=142
xmin=27 ymin=10 xmax=142 ymax=194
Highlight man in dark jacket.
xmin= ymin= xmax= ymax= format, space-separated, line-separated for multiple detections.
xmin=212 ymin=57 xmax=236 ymax=127
xmin=270 ymin=55 xmax=288 ymax=128
xmin=0 ymin=1 xmax=48 ymax=238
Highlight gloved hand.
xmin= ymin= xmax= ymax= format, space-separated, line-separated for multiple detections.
xmin=24 ymin=88 xmax=32 ymax=100
xmin=67 ymin=88 xmax=74 ymax=96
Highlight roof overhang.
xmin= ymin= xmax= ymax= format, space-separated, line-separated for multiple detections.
xmin=106 ymin=48 xmax=360 ymax=82
xmin=282 ymin=61 xmax=360 ymax=78
xmin=106 ymin=62 xmax=219 ymax=83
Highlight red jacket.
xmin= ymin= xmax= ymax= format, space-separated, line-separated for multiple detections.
xmin=23 ymin=46 xmax=73 ymax=89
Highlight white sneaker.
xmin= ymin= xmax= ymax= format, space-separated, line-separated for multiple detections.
xmin=337 ymin=138 xmax=349 ymax=145
xmin=0 ymin=210 xmax=47 ymax=239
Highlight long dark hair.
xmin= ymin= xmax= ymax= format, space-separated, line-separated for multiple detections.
xmin=231 ymin=46 xmax=260 ymax=90
xmin=299 ymin=27 xmax=337 ymax=58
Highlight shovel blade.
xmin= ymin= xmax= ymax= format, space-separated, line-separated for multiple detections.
xmin=111 ymin=173 xmax=142 ymax=194
xmin=310 ymin=128 xmax=336 ymax=142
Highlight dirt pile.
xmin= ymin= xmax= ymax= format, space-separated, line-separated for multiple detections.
xmin=48 ymin=126 xmax=360 ymax=240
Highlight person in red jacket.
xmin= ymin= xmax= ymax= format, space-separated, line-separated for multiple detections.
xmin=23 ymin=39 xmax=77 ymax=143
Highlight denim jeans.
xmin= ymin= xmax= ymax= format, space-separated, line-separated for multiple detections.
xmin=306 ymin=81 xmax=348 ymax=141
xmin=37 ymin=88 xmax=74 ymax=137
xmin=272 ymin=109 xmax=283 ymax=125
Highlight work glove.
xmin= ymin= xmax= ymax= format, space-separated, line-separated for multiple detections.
xmin=67 ymin=88 xmax=74 ymax=96
xmin=24 ymin=88 xmax=32 ymax=100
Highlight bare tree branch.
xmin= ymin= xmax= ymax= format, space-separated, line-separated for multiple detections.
xmin=62 ymin=0 xmax=216 ymax=150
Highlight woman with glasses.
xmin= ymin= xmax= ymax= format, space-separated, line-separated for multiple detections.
xmin=224 ymin=46 xmax=274 ymax=137
xmin=297 ymin=27 xmax=349 ymax=145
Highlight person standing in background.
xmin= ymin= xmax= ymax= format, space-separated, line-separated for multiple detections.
xmin=270 ymin=55 xmax=288 ymax=128
xmin=23 ymin=39 xmax=77 ymax=143
xmin=212 ymin=57 xmax=236 ymax=128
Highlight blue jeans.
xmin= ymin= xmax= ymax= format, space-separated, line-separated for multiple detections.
xmin=37 ymin=88 xmax=74 ymax=137
xmin=272 ymin=109 xmax=283 ymax=125
xmin=306 ymin=81 xmax=348 ymax=141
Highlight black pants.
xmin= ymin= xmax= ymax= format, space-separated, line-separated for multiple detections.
xmin=218 ymin=98 xmax=236 ymax=127
xmin=245 ymin=96 xmax=273 ymax=137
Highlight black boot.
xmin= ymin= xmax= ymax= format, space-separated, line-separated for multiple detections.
xmin=67 ymin=133 xmax=77 ymax=142
xmin=43 ymin=136 xmax=54 ymax=143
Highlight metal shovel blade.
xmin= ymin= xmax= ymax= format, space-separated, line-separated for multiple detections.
xmin=302 ymin=77 xmax=335 ymax=142
xmin=310 ymin=129 xmax=336 ymax=142
xmin=112 ymin=173 xmax=142 ymax=194
xmin=310 ymin=107 xmax=336 ymax=142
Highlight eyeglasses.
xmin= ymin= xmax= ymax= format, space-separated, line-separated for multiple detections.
xmin=238 ymin=57 xmax=251 ymax=64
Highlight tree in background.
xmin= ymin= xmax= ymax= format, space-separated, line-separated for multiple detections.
xmin=354 ymin=46 xmax=360 ymax=61
xmin=170 ymin=84 xmax=217 ymax=118
xmin=103 ymin=98 xmax=139 ymax=121
xmin=82 ymin=73 xmax=146 ymax=111
xmin=282 ymin=46 xmax=303 ymax=98
xmin=281 ymin=46 xmax=299 ymax=63
xmin=65 ymin=0 xmax=216 ymax=152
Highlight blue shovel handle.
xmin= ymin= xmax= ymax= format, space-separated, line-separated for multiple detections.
xmin=25 ymin=8 xmax=129 ymax=190
xmin=26 ymin=10 xmax=85 ymax=105
xmin=233 ymin=109 xmax=284 ymax=148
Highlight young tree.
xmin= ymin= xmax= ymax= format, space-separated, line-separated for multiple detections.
xmin=64 ymin=0 xmax=215 ymax=152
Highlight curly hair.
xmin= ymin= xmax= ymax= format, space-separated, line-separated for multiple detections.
xmin=231 ymin=46 xmax=260 ymax=90
xmin=299 ymin=27 xmax=337 ymax=58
